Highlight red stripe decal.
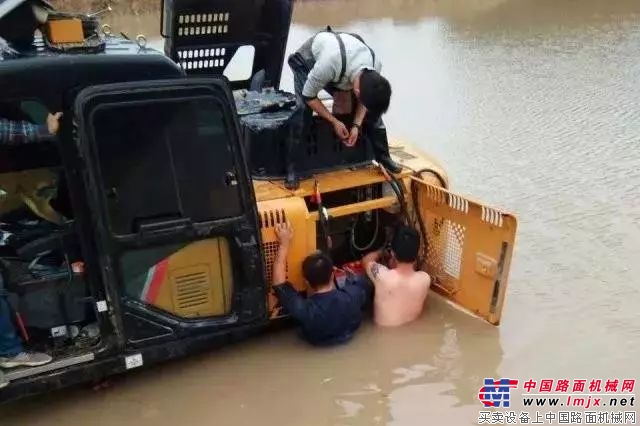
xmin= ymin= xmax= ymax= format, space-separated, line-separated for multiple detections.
xmin=146 ymin=259 xmax=169 ymax=304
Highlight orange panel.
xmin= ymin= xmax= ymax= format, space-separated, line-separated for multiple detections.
xmin=257 ymin=197 xmax=314 ymax=318
xmin=409 ymin=176 xmax=518 ymax=325
xmin=46 ymin=19 xmax=84 ymax=44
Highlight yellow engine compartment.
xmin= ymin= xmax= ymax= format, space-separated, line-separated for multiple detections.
xmin=0 ymin=138 xmax=516 ymax=326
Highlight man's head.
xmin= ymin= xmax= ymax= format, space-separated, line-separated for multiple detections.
xmin=302 ymin=251 xmax=335 ymax=289
xmin=354 ymin=70 xmax=392 ymax=115
xmin=391 ymin=226 xmax=420 ymax=264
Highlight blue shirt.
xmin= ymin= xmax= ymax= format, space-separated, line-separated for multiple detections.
xmin=273 ymin=278 xmax=370 ymax=346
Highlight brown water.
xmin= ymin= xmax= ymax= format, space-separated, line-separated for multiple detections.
xmin=2 ymin=0 xmax=640 ymax=424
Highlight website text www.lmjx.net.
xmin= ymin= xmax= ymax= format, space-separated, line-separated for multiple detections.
xmin=477 ymin=378 xmax=636 ymax=424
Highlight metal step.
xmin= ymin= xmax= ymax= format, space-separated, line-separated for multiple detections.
xmin=4 ymin=352 xmax=95 ymax=381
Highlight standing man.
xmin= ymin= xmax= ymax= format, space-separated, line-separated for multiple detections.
xmin=285 ymin=27 xmax=402 ymax=189
xmin=362 ymin=225 xmax=431 ymax=327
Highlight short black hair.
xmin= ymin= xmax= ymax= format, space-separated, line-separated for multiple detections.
xmin=359 ymin=70 xmax=392 ymax=115
xmin=302 ymin=251 xmax=334 ymax=288
xmin=391 ymin=226 xmax=420 ymax=263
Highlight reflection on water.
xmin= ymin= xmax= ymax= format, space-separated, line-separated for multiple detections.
xmin=4 ymin=0 xmax=640 ymax=424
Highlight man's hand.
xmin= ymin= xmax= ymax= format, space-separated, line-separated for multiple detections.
xmin=306 ymin=98 xmax=349 ymax=141
xmin=332 ymin=119 xmax=349 ymax=140
xmin=47 ymin=112 xmax=63 ymax=135
xmin=345 ymin=126 xmax=359 ymax=147
xmin=275 ymin=222 xmax=294 ymax=247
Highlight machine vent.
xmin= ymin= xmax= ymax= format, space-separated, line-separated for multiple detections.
xmin=173 ymin=269 xmax=211 ymax=311
xmin=258 ymin=208 xmax=289 ymax=282
xmin=177 ymin=12 xmax=230 ymax=37
xmin=263 ymin=241 xmax=283 ymax=284
xmin=178 ymin=47 xmax=227 ymax=70
xmin=259 ymin=209 xmax=287 ymax=229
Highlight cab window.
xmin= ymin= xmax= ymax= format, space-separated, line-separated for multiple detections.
xmin=90 ymin=97 xmax=243 ymax=236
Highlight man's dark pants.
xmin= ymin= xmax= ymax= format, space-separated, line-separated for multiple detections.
xmin=0 ymin=287 xmax=23 ymax=358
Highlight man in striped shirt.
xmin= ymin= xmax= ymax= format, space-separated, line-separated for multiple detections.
xmin=0 ymin=112 xmax=62 ymax=145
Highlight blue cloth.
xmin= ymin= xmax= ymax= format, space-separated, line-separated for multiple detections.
xmin=273 ymin=275 xmax=371 ymax=346
xmin=0 ymin=295 xmax=23 ymax=357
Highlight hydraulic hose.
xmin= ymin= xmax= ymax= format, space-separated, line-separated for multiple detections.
xmin=409 ymin=168 xmax=448 ymax=269
xmin=350 ymin=209 xmax=380 ymax=252
xmin=412 ymin=167 xmax=448 ymax=189
xmin=371 ymin=160 xmax=410 ymax=224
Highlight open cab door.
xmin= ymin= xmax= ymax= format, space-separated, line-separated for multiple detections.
xmin=73 ymin=78 xmax=266 ymax=350
xmin=409 ymin=176 xmax=517 ymax=325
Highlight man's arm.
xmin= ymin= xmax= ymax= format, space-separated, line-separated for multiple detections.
xmin=0 ymin=119 xmax=50 ymax=145
xmin=353 ymin=101 xmax=367 ymax=128
xmin=0 ymin=113 xmax=62 ymax=146
xmin=301 ymin=60 xmax=349 ymax=140
xmin=271 ymin=222 xmax=309 ymax=321
xmin=306 ymin=98 xmax=341 ymax=126
xmin=346 ymin=102 xmax=367 ymax=147
xmin=272 ymin=230 xmax=289 ymax=287
xmin=362 ymin=248 xmax=390 ymax=285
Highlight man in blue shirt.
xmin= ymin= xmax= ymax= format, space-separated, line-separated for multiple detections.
xmin=271 ymin=222 xmax=370 ymax=346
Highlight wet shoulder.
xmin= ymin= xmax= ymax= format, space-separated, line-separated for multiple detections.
xmin=416 ymin=270 xmax=432 ymax=288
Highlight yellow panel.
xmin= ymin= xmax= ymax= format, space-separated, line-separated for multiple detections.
xmin=253 ymin=166 xmax=413 ymax=202
xmin=307 ymin=196 xmax=397 ymax=221
xmin=388 ymin=138 xmax=450 ymax=189
xmin=409 ymin=176 xmax=518 ymax=325
xmin=257 ymin=197 xmax=313 ymax=318
xmin=153 ymin=238 xmax=233 ymax=318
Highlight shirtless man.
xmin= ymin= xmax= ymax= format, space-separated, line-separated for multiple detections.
xmin=362 ymin=225 xmax=431 ymax=327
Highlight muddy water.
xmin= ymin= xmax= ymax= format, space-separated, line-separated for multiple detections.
xmin=2 ymin=0 xmax=640 ymax=424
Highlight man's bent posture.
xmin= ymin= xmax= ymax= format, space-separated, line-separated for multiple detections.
xmin=285 ymin=27 xmax=402 ymax=189
xmin=362 ymin=226 xmax=431 ymax=327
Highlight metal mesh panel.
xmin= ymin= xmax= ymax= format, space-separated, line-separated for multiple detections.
xmin=176 ymin=12 xmax=230 ymax=37
xmin=261 ymin=240 xmax=287 ymax=286
xmin=177 ymin=47 xmax=227 ymax=71
xmin=162 ymin=0 xmax=293 ymax=89
xmin=411 ymin=177 xmax=517 ymax=325
xmin=426 ymin=220 xmax=466 ymax=280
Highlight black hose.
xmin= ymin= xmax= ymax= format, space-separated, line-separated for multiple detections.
xmin=412 ymin=168 xmax=448 ymax=189
xmin=410 ymin=168 xmax=445 ymax=269
xmin=377 ymin=164 xmax=410 ymax=225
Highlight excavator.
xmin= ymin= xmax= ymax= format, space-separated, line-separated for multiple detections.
xmin=0 ymin=0 xmax=517 ymax=402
